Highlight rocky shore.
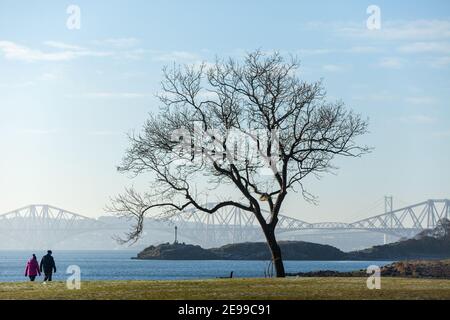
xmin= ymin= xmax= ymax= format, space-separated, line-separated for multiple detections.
xmin=287 ymin=260 xmax=450 ymax=279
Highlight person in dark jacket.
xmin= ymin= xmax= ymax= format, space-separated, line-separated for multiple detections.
xmin=40 ymin=250 xmax=56 ymax=282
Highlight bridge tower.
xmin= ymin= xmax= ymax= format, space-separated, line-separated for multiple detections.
xmin=383 ymin=196 xmax=393 ymax=244
xmin=384 ymin=196 xmax=393 ymax=214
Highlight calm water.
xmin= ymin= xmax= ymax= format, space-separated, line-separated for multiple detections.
xmin=0 ymin=250 xmax=391 ymax=282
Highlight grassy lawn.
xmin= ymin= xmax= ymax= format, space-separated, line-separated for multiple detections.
xmin=0 ymin=277 xmax=449 ymax=300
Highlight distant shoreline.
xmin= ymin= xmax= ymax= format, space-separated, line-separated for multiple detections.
xmin=134 ymin=235 xmax=450 ymax=261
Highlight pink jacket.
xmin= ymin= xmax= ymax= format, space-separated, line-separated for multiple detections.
xmin=25 ymin=258 xmax=41 ymax=277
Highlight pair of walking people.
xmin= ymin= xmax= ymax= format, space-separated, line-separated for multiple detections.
xmin=24 ymin=250 xmax=57 ymax=282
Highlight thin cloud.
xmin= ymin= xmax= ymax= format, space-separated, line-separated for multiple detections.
xmin=405 ymin=96 xmax=437 ymax=106
xmin=39 ymin=73 xmax=58 ymax=81
xmin=378 ymin=57 xmax=404 ymax=69
xmin=119 ymin=48 xmax=148 ymax=60
xmin=88 ymin=130 xmax=121 ymax=136
xmin=69 ymin=92 xmax=149 ymax=99
xmin=296 ymin=48 xmax=335 ymax=55
xmin=0 ymin=40 xmax=112 ymax=62
xmin=94 ymin=38 xmax=140 ymax=48
xmin=400 ymin=114 xmax=436 ymax=124
xmin=18 ymin=128 xmax=59 ymax=135
xmin=153 ymin=51 xmax=201 ymax=62
xmin=347 ymin=46 xmax=383 ymax=54
xmin=432 ymin=130 xmax=450 ymax=138
xmin=43 ymin=41 xmax=85 ymax=51
xmin=431 ymin=56 xmax=450 ymax=67
xmin=322 ymin=64 xmax=346 ymax=72
xmin=295 ymin=47 xmax=382 ymax=56
xmin=0 ymin=81 xmax=35 ymax=88
xmin=398 ymin=41 xmax=450 ymax=54
xmin=352 ymin=92 xmax=397 ymax=103
xmin=337 ymin=19 xmax=450 ymax=41
xmin=0 ymin=41 xmax=77 ymax=62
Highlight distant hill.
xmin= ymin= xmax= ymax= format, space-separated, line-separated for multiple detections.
xmin=347 ymin=219 xmax=450 ymax=260
xmin=210 ymin=241 xmax=345 ymax=260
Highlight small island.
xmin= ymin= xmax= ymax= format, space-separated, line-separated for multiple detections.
xmin=134 ymin=240 xmax=347 ymax=260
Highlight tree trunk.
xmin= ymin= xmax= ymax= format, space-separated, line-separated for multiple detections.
xmin=263 ymin=227 xmax=285 ymax=277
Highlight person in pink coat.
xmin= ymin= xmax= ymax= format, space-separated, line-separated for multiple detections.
xmin=24 ymin=254 xmax=41 ymax=281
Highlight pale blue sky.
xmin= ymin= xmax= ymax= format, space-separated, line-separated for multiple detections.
xmin=0 ymin=0 xmax=449 ymax=222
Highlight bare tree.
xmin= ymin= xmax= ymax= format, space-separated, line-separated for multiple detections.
xmin=108 ymin=51 xmax=370 ymax=277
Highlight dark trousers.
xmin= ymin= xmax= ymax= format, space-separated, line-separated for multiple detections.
xmin=29 ymin=276 xmax=36 ymax=281
xmin=44 ymin=272 xmax=53 ymax=281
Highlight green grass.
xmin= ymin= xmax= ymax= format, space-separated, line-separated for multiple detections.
xmin=1 ymin=277 xmax=450 ymax=300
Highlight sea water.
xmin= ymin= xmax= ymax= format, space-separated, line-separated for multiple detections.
xmin=0 ymin=250 xmax=391 ymax=282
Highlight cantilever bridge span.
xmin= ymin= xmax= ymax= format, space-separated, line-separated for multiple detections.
xmin=0 ymin=205 xmax=108 ymax=248
xmin=0 ymin=199 xmax=448 ymax=248
xmin=168 ymin=199 xmax=450 ymax=244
